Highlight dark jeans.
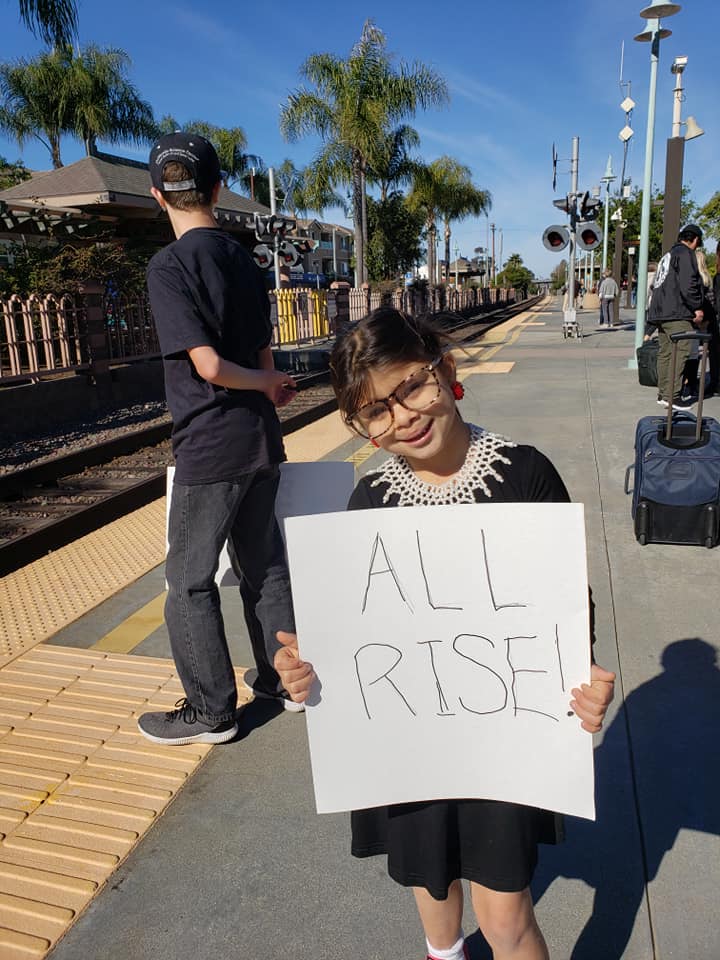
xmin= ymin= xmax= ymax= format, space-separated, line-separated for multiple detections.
xmin=657 ymin=320 xmax=693 ymax=402
xmin=599 ymin=298 xmax=614 ymax=325
xmin=165 ymin=466 xmax=295 ymax=724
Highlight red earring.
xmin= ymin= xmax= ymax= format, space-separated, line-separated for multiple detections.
xmin=370 ymin=438 xmax=379 ymax=447
xmin=451 ymin=381 xmax=465 ymax=400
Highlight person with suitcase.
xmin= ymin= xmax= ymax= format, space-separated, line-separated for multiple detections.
xmin=649 ymin=225 xmax=705 ymax=411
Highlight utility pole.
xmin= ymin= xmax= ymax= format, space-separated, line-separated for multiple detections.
xmin=568 ymin=137 xmax=579 ymax=307
xmin=490 ymin=223 xmax=496 ymax=285
xmin=268 ymin=167 xmax=281 ymax=289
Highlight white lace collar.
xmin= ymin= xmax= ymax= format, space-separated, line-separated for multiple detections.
xmin=369 ymin=423 xmax=516 ymax=506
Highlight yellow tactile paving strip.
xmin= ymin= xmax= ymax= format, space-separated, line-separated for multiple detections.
xmin=0 ymin=643 xmax=251 ymax=959
xmin=0 ymin=501 xmax=166 ymax=665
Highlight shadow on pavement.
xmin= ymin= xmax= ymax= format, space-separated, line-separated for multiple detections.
xmin=233 ymin=697 xmax=286 ymax=741
xmin=467 ymin=638 xmax=720 ymax=960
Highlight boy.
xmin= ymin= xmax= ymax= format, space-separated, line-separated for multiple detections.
xmin=138 ymin=132 xmax=300 ymax=746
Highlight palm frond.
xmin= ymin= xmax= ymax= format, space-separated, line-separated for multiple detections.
xmin=18 ymin=0 xmax=78 ymax=46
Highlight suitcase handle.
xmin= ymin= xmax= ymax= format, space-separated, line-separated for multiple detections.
xmin=624 ymin=463 xmax=634 ymax=495
xmin=669 ymin=331 xmax=711 ymax=343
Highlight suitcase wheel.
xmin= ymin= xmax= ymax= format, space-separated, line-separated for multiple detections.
xmin=705 ymin=537 xmax=713 ymax=549
xmin=638 ymin=533 xmax=647 ymax=546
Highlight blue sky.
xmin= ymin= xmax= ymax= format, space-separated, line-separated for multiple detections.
xmin=1 ymin=0 xmax=715 ymax=278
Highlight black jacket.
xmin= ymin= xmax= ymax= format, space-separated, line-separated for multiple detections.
xmin=649 ymin=241 xmax=703 ymax=325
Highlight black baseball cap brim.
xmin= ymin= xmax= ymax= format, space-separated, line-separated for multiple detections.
xmin=149 ymin=132 xmax=221 ymax=195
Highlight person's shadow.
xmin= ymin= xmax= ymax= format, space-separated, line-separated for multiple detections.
xmin=467 ymin=638 xmax=720 ymax=959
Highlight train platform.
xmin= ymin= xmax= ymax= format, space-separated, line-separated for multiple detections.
xmin=2 ymin=296 xmax=718 ymax=959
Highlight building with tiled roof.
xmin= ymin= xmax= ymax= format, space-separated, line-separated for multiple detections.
xmin=0 ymin=151 xmax=270 ymax=245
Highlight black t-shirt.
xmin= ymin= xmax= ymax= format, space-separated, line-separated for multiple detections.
xmin=147 ymin=227 xmax=284 ymax=484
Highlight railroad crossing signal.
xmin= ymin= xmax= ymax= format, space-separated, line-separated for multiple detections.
xmin=576 ymin=222 xmax=602 ymax=252
xmin=278 ymin=240 xmax=300 ymax=267
xmin=252 ymin=244 xmax=273 ymax=269
xmin=578 ymin=191 xmax=601 ymax=222
xmin=543 ymin=224 xmax=570 ymax=252
xmin=249 ymin=213 xmax=296 ymax=241
xmin=544 ymin=192 xmax=602 ymax=254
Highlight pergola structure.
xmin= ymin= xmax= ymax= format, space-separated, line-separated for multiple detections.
xmin=0 ymin=150 xmax=271 ymax=247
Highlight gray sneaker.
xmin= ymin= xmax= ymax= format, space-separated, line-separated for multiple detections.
xmin=137 ymin=698 xmax=238 ymax=745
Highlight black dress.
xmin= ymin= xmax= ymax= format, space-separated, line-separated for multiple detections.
xmin=346 ymin=426 xmax=574 ymax=900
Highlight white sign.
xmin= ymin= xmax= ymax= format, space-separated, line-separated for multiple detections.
xmin=285 ymin=502 xmax=594 ymax=820
xmin=166 ymin=462 xmax=355 ymax=586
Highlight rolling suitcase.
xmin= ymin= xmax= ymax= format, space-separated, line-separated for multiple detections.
xmin=625 ymin=331 xmax=720 ymax=547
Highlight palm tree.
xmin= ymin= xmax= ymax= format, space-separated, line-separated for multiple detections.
xmin=366 ymin=124 xmax=421 ymax=202
xmin=409 ymin=157 xmax=490 ymax=285
xmin=437 ymin=161 xmax=490 ymax=280
xmin=0 ymin=45 xmax=155 ymax=168
xmin=280 ymin=20 xmax=448 ymax=284
xmin=70 ymin=46 xmax=155 ymax=156
xmin=0 ymin=46 xmax=73 ymax=167
xmin=17 ymin=0 xmax=78 ymax=46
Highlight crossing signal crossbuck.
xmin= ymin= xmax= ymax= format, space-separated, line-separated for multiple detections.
xmin=543 ymin=192 xmax=602 ymax=254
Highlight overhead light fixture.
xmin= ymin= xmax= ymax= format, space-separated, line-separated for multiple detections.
xmin=683 ymin=116 xmax=704 ymax=140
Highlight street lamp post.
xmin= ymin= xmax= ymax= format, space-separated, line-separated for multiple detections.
xmin=633 ymin=2 xmax=680 ymax=366
xmin=661 ymin=56 xmax=704 ymax=255
xmin=600 ymin=156 xmax=616 ymax=273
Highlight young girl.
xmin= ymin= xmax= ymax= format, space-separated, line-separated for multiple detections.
xmin=275 ymin=307 xmax=615 ymax=960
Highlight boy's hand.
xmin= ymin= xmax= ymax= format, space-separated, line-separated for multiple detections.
xmin=261 ymin=370 xmax=297 ymax=406
xmin=570 ymin=663 xmax=615 ymax=734
xmin=275 ymin=631 xmax=315 ymax=704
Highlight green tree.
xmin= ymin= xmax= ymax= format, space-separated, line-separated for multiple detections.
xmin=409 ymin=157 xmax=490 ymax=286
xmin=280 ymin=20 xmax=448 ymax=285
xmin=366 ymin=124 xmax=421 ymax=202
xmin=69 ymin=46 xmax=155 ymax=156
xmin=0 ymin=155 xmax=32 ymax=189
xmin=496 ymin=252 xmax=534 ymax=292
xmin=0 ymin=46 xmax=73 ymax=167
xmin=17 ymin=0 xmax=78 ymax=46
xmin=550 ymin=259 xmax=567 ymax=292
xmin=698 ymin=191 xmax=720 ymax=247
xmin=0 ymin=46 xmax=154 ymax=168
xmin=366 ymin=191 xmax=424 ymax=282
xmin=437 ymin=161 xmax=490 ymax=280
xmin=606 ymin=185 xmax=698 ymax=267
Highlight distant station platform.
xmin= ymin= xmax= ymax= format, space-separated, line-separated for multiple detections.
xmin=2 ymin=297 xmax=718 ymax=959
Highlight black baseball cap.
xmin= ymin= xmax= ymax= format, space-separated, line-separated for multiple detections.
xmin=149 ymin=132 xmax=221 ymax=194
xmin=679 ymin=223 xmax=703 ymax=242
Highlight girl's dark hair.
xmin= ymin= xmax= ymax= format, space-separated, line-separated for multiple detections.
xmin=330 ymin=307 xmax=450 ymax=419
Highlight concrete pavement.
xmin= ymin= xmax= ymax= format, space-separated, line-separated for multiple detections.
xmin=47 ymin=297 xmax=720 ymax=960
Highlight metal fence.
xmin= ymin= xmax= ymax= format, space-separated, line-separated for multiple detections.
xmin=105 ymin=294 xmax=160 ymax=362
xmin=0 ymin=294 xmax=88 ymax=382
xmin=271 ymin=288 xmax=330 ymax=346
xmin=0 ymin=284 xmax=518 ymax=384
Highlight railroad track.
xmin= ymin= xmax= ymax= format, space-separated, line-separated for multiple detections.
xmin=0 ymin=375 xmax=336 ymax=576
xmin=0 ymin=296 xmax=542 ymax=577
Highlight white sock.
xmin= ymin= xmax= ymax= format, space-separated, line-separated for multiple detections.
xmin=426 ymin=933 xmax=465 ymax=960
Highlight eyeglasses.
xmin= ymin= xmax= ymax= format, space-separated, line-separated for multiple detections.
xmin=347 ymin=357 xmax=444 ymax=440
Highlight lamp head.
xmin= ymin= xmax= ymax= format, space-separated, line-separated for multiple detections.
xmin=634 ymin=27 xmax=672 ymax=41
xmin=671 ymin=55 xmax=688 ymax=74
xmin=683 ymin=116 xmax=704 ymax=140
xmin=602 ymin=155 xmax=616 ymax=182
xmin=639 ymin=3 xmax=681 ymax=18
